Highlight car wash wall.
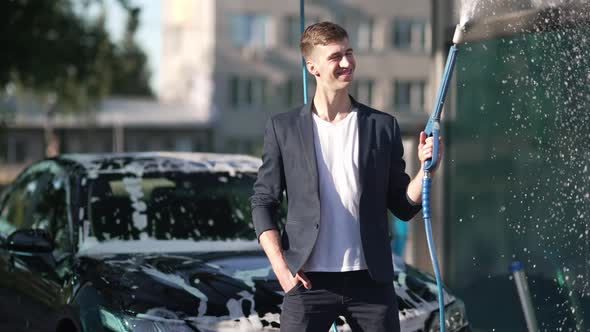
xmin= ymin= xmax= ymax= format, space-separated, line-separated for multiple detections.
xmin=444 ymin=1 xmax=590 ymax=331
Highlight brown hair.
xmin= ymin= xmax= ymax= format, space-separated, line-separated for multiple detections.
xmin=300 ymin=22 xmax=349 ymax=59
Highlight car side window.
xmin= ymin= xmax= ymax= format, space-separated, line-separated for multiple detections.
xmin=0 ymin=193 xmax=17 ymax=239
xmin=0 ymin=172 xmax=41 ymax=238
xmin=47 ymin=175 xmax=70 ymax=255
xmin=0 ymin=162 xmax=70 ymax=254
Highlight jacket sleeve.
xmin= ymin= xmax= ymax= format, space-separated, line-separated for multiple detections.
xmin=387 ymin=116 xmax=422 ymax=221
xmin=251 ymin=117 xmax=286 ymax=240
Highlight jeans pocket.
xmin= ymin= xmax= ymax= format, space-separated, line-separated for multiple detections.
xmin=285 ymin=281 xmax=304 ymax=296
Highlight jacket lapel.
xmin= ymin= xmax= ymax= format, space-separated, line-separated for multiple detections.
xmin=298 ymin=102 xmax=319 ymax=193
xmin=355 ymin=99 xmax=371 ymax=195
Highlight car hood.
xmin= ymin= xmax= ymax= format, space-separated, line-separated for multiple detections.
xmin=77 ymin=249 xmax=283 ymax=329
xmin=76 ymin=240 xmax=455 ymax=331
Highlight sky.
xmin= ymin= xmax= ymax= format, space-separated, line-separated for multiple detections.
xmin=105 ymin=0 xmax=162 ymax=95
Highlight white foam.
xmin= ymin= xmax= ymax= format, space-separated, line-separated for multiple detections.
xmin=142 ymin=267 xmax=208 ymax=317
xmin=77 ymin=239 xmax=261 ymax=256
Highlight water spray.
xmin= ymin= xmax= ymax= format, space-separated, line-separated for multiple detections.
xmin=422 ymin=23 xmax=465 ymax=332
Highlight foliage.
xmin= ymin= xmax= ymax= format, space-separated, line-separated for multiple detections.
xmin=0 ymin=0 xmax=153 ymax=114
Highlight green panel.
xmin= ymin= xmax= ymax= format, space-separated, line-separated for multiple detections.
xmin=446 ymin=26 xmax=590 ymax=331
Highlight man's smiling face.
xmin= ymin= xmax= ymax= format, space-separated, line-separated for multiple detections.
xmin=307 ymin=38 xmax=356 ymax=91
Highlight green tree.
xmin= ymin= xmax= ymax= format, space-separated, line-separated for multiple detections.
xmin=0 ymin=0 xmax=153 ymax=156
xmin=0 ymin=0 xmax=153 ymax=106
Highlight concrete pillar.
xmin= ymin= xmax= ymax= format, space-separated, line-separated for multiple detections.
xmin=113 ymin=123 xmax=125 ymax=153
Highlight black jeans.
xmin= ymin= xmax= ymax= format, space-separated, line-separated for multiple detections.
xmin=280 ymin=270 xmax=399 ymax=332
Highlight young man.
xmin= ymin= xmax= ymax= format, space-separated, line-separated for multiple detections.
xmin=251 ymin=22 xmax=440 ymax=332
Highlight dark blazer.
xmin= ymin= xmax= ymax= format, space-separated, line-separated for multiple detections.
xmin=251 ymin=97 xmax=421 ymax=283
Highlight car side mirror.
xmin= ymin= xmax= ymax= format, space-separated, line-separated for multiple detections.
xmin=2 ymin=229 xmax=54 ymax=253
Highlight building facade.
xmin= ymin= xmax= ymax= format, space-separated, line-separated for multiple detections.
xmin=160 ymin=0 xmax=433 ymax=152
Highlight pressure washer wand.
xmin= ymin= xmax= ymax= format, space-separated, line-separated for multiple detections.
xmin=422 ymin=24 xmax=463 ymax=332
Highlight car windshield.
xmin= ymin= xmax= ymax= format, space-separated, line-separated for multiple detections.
xmin=86 ymin=171 xmax=258 ymax=242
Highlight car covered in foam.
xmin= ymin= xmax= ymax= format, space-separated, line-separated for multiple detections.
xmin=0 ymin=152 xmax=470 ymax=331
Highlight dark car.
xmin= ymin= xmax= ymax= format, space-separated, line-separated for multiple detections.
xmin=0 ymin=152 xmax=470 ymax=332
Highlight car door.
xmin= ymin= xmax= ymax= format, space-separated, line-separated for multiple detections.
xmin=0 ymin=161 xmax=71 ymax=332
xmin=0 ymin=174 xmax=25 ymax=331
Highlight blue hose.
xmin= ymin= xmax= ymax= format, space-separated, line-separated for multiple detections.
xmin=422 ymin=44 xmax=459 ymax=332
xmin=422 ymin=172 xmax=446 ymax=331
xmin=300 ymin=0 xmax=308 ymax=104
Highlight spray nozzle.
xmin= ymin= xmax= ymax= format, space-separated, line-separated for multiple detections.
xmin=452 ymin=24 xmax=467 ymax=45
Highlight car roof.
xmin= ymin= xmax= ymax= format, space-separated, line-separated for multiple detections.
xmin=57 ymin=152 xmax=262 ymax=177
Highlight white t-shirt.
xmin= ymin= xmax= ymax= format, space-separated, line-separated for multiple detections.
xmin=302 ymin=109 xmax=368 ymax=272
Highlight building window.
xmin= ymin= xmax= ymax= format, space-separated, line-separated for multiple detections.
xmin=286 ymin=16 xmax=321 ymax=48
xmin=228 ymin=76 xmax=270 ymax=108
xmin=244 ymin=79 xmax=253 ymax=105
xmin=13 ymin=139 xmax=28 ymax=163
xmin=286 ymin=16 xmax=301 ymax=48
xmin=393 ymin=80 xmax=426 ymax=113
xmin=356 ymin=19 xmax=374 ymax=51
xmin=193 ymin=133 xmax=211 ymax=152
xmin=138 ymin=138 xmax=150 ymax=152
xmin=285 ymin=79 xmax=301 ymax=107
xmin=260 ymin=79 xmax=269 ymax=106
xmin=284 ymin=77 xmax=316 ymax=107
xmin=230 ymin=14 xmax=271 ymax=48
xmin=392 ymin=19 xmax=429 ymax=51
xmin=350 ymin=80 xmax=374 ymax=106
xmin=343 ymin=17 xmax=374 ymax=52
xmin=252 ymin=78 xmax=268 ymax=106
xmin=175 ymin=137 xmax=193 ymax=152
xmin=230 ymin=77 xmax=240 ymax=108
xmin=226 ymin=138 xmax=255 ymax=154
xmin=5 ymin=138 xmax=35 ymax=163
